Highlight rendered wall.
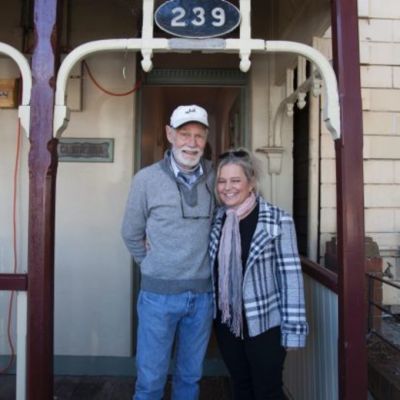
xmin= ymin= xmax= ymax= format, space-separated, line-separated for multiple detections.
xmin=54 ymin=52 xmax=136 ymax=357
xmin=0 ymin=58 xmax=29 ymax=357
xmin=0 ymin=0 xmax=139 ymax=360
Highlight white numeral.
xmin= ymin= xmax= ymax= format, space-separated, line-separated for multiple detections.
xmin=212 ymin=7 xmax=226 ymax=27
xmin=170 ymin=6 xmax=227 ymax=29
xmin=192 ymin=7 xmax=205 ymax=26
xmin=171 ymin=7 xmax=186 ymax=27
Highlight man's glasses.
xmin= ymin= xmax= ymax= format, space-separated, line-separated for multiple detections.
xmin=218 ymin=149 xmax=249 ymax=160
xmin=176 ymin=182 xmax=213 ymax=219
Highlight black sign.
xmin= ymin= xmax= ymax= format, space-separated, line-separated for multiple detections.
xmin=155 ymin=0 xmax=240 ymax=39
xmin=58 ymin=138 xmax=114 ymax=162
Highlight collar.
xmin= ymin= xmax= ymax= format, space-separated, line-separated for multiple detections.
xmin=170 ymin=151 xmax=203 ymax=178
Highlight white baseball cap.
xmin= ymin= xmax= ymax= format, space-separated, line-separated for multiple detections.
xmin=170 ymin=105 xmax=209 ymax=128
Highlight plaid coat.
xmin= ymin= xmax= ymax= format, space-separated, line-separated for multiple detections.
xmin=209 ymin=197 xmax=308 ymax=347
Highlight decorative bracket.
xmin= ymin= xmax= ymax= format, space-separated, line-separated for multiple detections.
xmin=0 ymin=42 xmax=32 ymax=137
xmin=141 ymin=0 xmax=155 ymax=72
xmin=271 ymin=71 xmax=321 ymax=148
xmin=256 ymin=146 xmax=285 ymax=175
xmin=266 ymin=41 xmax=340 ymax=141
xmin=255 ymin=146 xmax=285 ymax=204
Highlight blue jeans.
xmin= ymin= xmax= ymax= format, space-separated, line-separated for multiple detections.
xmin=134 ymin=290 xmax=213 ymax=400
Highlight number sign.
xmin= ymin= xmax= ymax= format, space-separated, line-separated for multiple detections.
xmin=155 ymin=0 xmax=241 ymax=39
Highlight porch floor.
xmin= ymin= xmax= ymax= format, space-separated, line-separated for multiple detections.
xmin=368 ymin=333 xmax=400 ymax=400
xmin=0 ymin=375 xmax=231 ymax=400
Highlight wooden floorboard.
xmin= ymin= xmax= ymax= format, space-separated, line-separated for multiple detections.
xmin=0 ymin=375 xmax=231 ymax=399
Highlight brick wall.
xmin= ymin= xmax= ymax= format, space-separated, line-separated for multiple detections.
xmin=358 ymin=0 xmax=400 ymax=288
xmin=313 ymin=3 xmax=400 ymax=287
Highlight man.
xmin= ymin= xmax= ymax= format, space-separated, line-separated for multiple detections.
xmin=122 ymin=105 xmax=214 ymax=400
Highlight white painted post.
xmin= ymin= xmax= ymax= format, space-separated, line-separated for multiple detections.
xmin=16 ymin=291 xmax=27 ymax=400
xmin=238 ymin=0 xmax=252 ymax=71
xmin=141 ymin=0 xmax=155 ymax=71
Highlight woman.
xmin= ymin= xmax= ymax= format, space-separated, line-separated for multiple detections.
xmin=209 ymin=149 xmax=308 ymax=400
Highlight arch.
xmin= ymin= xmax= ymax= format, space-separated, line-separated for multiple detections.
xmin=54 ymin=39 xmax=340 ymax=142
xmin=0 ymin=42 xmax=32 ymax=137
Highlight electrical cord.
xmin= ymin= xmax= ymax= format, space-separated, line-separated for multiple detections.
xmin=82 ymin=60 xmax=141 ymax=96
xmin=0 ymin=60 xmax=140 ymax=373
xmin=0 ymin=119 xmax=21 ymax=374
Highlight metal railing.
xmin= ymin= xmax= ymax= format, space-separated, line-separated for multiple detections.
xmin=283 ymin=257 xmax=339 ymax=400
xmin=366 ymin=272 xmax=400 ymax=352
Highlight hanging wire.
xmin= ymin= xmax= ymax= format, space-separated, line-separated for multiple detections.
xmin=82 ymin=60 xmax=141 ymax=96
xmin=122 ymin=48 xmax=128 ymax=80
xmin=0 ymin=118 xmax=21 ymax=374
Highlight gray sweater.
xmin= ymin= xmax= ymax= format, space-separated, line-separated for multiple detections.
xmin=121 ymin=152 xmax=215 ymax=294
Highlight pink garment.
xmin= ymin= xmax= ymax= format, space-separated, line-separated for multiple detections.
xmin=217 ymin=192 xmax=257 ymax=337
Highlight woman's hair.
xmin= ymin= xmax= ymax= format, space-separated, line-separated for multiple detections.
xmin=215 ymin=148 xmax=260 ymax=203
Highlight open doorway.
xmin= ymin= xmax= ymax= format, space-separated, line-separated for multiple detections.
xmin=137 ymin=69 xmax=249 ymax=169
xmin=131 ymin=70 xmax=249 ymax=358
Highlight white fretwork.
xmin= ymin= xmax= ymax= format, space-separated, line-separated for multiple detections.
xmin=255 ymin=69 xmax=323 ymax=202
xmin=53 ymin=0 xmax=341 ymax=143
xmin=0 ymin=42 xmax=31 ymax=137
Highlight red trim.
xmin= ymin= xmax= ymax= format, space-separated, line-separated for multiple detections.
xmin=27 ymin=0 xmax=61 ymax=398
xmin=300 ymin=257 xmax=338 ymax=293
xmin=0 ymin=274 xmax=28 ymax=291
xmin=331 ymin=0 xmax=368 ymax=399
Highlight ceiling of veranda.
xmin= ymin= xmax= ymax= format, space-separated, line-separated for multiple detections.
xmin=0 ymin=0 xmax=331 ymax=51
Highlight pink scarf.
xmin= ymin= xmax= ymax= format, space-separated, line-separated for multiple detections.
xmin=217 ymin=192 xmax=257 ymax=337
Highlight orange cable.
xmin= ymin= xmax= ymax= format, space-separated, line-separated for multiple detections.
xmin=0 ymin=119 xmax=21 ymax=374
xmin=82 ymin=60 xmax=141 ymax=96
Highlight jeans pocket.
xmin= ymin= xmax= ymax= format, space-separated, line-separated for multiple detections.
xmin=139 ymin=290 xmax=166 ymax=305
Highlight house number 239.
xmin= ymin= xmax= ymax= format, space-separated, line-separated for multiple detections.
xmin=171 ymin=7 xmax=226 ymax=27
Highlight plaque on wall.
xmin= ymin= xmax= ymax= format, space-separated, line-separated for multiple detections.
xmin=58 ymin=138 xmax=114 ymax=162
xmin=155 ymin=0 xmax=240 ymax=39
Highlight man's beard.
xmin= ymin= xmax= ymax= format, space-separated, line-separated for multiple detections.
xmin=172 ymin=146 xmax=203 ymax=170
